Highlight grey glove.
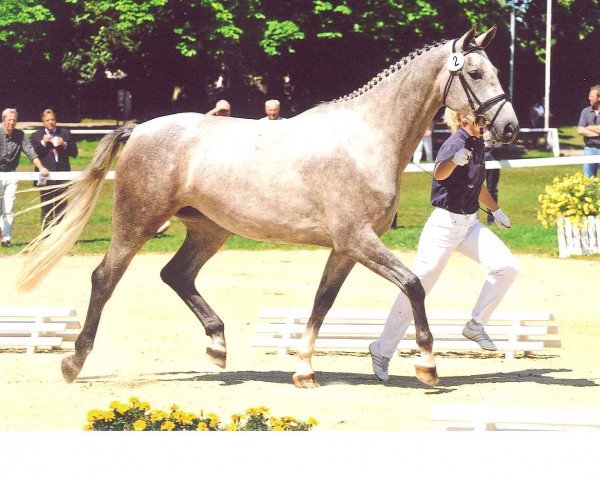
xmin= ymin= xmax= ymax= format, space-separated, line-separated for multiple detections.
xmin=492 ymin=208 xmax=511 ymax=228
xmin=452 ymin=147 xmax=471 ymax=166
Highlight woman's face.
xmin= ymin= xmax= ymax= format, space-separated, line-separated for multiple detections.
xmin=460 ymin=115 xmax=482 ymax=136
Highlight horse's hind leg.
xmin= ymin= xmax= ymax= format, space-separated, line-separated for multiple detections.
xmin=62 ymin=231 xmax=153 ymax=382
xmin=293 ymin=250 xmax=356 ymax=388
xmin=160 ymin=214 xmax=231 ymax=368
xmin=338 ymin=228 xmax=438 ymax=386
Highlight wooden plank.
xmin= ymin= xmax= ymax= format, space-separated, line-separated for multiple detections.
xmin=251 ymin=337 xmax=546 ymax=351
xmin=254 ymin=323 xmax=551 ymax=337
xmin=0 ymin=322 xmax=68 ymax=334
xmin=253 ymin=308 xmax=559 ymax=360
xmin=0 ymin=307 xmax=76 ymax=317
xmin=0 ymin=337 xmax=63 ymax=347
xmin=258 ymin=308 xmax=555 ymax=322
xmin=0 ymin=308 xmax=80 ymax=353
xmin=0 ymin=320 xmax=81 ymax=330
xmin=431 ymin=405 xmax=600 ymax=431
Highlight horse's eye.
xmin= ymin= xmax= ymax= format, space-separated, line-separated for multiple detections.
xmin=468 ymin=70 xmax=482 ymax=80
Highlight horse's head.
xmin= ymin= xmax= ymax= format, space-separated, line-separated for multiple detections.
xmin=440 ymin=26 xmax=519 ymax=144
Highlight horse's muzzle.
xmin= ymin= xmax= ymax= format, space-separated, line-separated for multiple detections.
xmin=501 ymin=122 xmax=519 ymax=144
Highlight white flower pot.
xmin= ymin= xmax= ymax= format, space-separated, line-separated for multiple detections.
xmin=557 ymin=216 xmax=600 ymax=258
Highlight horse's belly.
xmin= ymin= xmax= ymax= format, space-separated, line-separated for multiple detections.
xmin=197 ymin=200 xmax=333 ymax=247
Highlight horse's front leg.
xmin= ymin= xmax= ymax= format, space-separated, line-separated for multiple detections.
xmin=293 ymin=251 xmax=355 ymax=388
xmin=342 ymin=229 xmax=438 ymax=386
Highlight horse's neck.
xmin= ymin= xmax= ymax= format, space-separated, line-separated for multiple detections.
xmin=352 ymin=45 xmax=449 ymax=163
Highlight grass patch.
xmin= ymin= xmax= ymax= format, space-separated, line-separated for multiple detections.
xmin=4 ymin=134 xmax=595 ymax=259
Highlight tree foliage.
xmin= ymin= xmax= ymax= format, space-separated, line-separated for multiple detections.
xmin=0 ymin=0 xmax=598 ymax=121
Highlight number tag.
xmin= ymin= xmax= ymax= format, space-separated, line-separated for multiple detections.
xmin=447 ymin=52 xmax=465 ymax=73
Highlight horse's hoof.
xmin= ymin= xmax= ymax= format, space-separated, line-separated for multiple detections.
xmin=61 ymin=355 xmax=83 ymax=383
xmin=206 ymin=346 xmax=226 ymax=369
xmin=415 ymin=364 xmax=439 ymax=386
xmin=292 ymin=373 xmax=320 ymax=388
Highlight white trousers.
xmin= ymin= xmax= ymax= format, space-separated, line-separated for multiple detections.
xmin=0 ymin=178 xmax=18 ymax=241
xmin=412 ymin=135 xmax=433 ymax=163
xmin=376 ymin=207 xmax=520 ymax=358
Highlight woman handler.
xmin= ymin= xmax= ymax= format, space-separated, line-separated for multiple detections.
xmin=369 ymin=108 xmax=519 ymax=381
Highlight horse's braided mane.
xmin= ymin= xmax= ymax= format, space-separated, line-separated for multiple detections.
xmin=331 ymin=39 xmax=449 ymax=104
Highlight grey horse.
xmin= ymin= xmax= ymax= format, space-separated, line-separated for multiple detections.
xmin=18 ymin=26 xmax=519 ymax=387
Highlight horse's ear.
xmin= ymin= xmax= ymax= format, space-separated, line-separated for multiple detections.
xmin=474 ymin=25 xmax=497 ymax=49
xmin=457 ymin=25 xmax=477 ymax=51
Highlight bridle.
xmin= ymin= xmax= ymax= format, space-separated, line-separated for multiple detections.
xmin=443 ymin=38 xmax=510 ymax=135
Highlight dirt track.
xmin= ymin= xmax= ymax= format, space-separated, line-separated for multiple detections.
xmin=0 ymin=250 xmax=598 ymax=431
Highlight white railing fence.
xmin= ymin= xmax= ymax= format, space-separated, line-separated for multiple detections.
xmin=2 ymin=155 xmax=599 ymax=181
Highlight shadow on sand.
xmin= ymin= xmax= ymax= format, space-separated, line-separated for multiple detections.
xmin=76 ymin=368 xmax=599 ymax=394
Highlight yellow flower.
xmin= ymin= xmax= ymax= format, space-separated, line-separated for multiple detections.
xmin=161 ymin=420 xmax=176 ymax=431
xmin=225 ymin=423 xmax=238 ymax=431
xmin=538 ymin=173 xmax=600 ymax=229
xmin=110 ymin=402 xmax=129 ymax=414
xmin=86 ymin=410 xmax=105 ymax=422
xmin=102 ymin=411 xmax=115 ymax=422
xmin=231 ymin=414 xmax=242 ymax=423
xmin=150 ymin=410 xmax=169 ymax=422
xmin=133 ymin=420 xmax=147 ymax=431
xmin=196 ymin=422 xmax=208 ymax=431
xmin=129 ymin=397 xmax=141 ymax=407
xmin=307 ymin=417 xmax=319 ymax=426
xmin=83 ymin=424 xmax=93 ymax=431
xmin=170 ymin=404 xmax=180 ymax=412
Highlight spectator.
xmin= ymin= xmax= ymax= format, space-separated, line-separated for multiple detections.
xmin=30 ymin=108 xmax=78 ymax=227
xmin=413 ymin=121 xmax=435 ymax=163
xmin=206 ymin=99 xmax=231 ymax=117
xmin=368 ymin=108 xmax=519 ymax=381
xmin=483 ymin=131 xmax=500 ymax=224
xmin=0 ymin=108 xmax=48 ymax=247
xmin=529 ymin=101 xmax=544 ymax=128
xmin=577 ymin=85 xmax=600 ymax=177
xmin=261 ymin=99 xmax=284 ymax=120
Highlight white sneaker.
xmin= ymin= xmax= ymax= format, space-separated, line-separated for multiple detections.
xmin=462 ymin=321 xmax=497 ymax=351
xmin=369 ymin=342 xmax=390 ymax=381
xmin=155 ymin=220 xmax=171 ymax=237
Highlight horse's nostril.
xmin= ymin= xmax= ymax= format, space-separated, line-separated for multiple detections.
xmin=503 ymin=123 xmax=519 ymax=139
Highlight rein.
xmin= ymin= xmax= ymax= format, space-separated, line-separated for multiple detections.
xmin=442 ymin=38 xmax=510 ymax=135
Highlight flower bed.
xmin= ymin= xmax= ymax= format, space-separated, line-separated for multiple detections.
xmin=84 ymin=397 xmax=318 ymax=431
xmin=538 ymin=172 xmax=600 ymax=257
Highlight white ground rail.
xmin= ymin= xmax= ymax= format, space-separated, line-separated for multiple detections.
xmin=0 ymin=307 xmax=80 ymax=354
xmin=252 ymin=308 xmax=560 ymax=360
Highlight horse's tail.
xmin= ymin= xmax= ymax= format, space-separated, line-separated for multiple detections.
xmin=17 ymin=124 xmax=136 ymax=292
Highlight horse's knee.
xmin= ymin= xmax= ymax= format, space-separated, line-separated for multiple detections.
xmin=403 ymin=273 xmax=425 ymax=304
xmin=90 ymin=265 xmax=111 ymax=296
xmin=160 ymin=266 xmax=192 ymax=294
xmin=160 ymin=266 xmax=177 ymax=287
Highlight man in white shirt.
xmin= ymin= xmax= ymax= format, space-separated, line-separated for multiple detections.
xmin=261 ymin=99 xmax=284 ymax=120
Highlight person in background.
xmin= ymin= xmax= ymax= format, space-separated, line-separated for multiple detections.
xmin=30 ymin=108 xmax=78 ymax=227
xmin=368 ymin=108 xmax=519 ymax=381
xmin=529 ymin=101 xmax=544 ymax=128
xmin=261 ymin=99 xmax=284 ymax=120
xmin=413 ymin=121 xmax=435 ymax=163
xmin=577 ymin=85 xmax=600 ymax=178
xmin=0 ymin=108 xmax=48 ymax=247
xmin=206 ymin=99 xmax=231 ymax=117
xmin=483 ymin=131 xmax=500 ymax=224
